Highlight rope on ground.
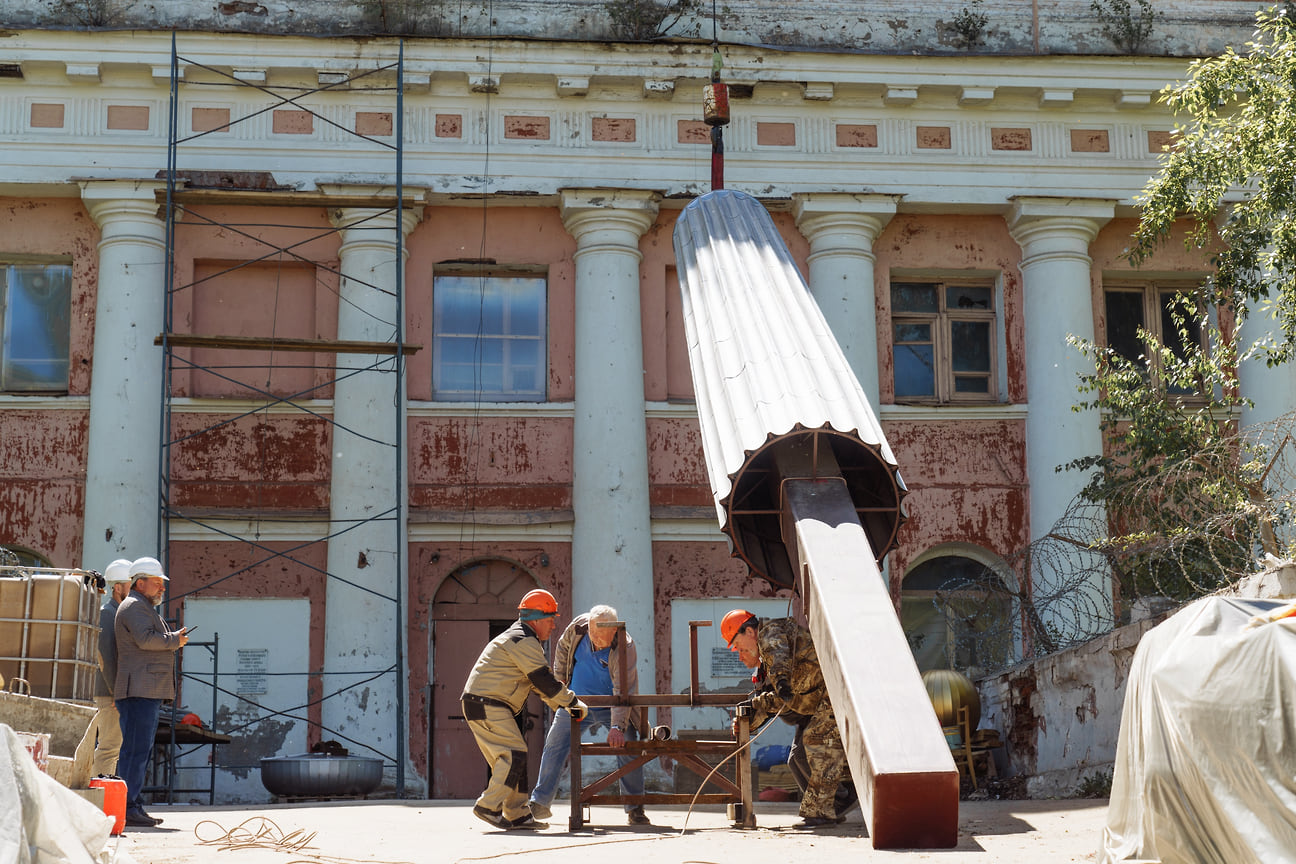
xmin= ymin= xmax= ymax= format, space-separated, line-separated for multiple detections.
xmin=193 ymin=816 xmax=413 ymax=864
xmin=451 ymin=713 xmax=781 ymax=864
xmin=677 ymin=705 xmax=782 ymax=835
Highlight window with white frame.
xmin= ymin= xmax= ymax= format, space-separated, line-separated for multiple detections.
xmin=1 ymin=261 xmax=72 ymax=393
xmin=1103 ymin=281 xmax=1207 ymax=396
xmin=432 ymin=272 xmax=546 ymax=401
xmin=891 ymin=279 xmax=997 ymax=403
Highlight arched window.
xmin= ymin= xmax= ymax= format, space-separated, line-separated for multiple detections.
xmin=0 ymin=545 xmax=52 ymax=569
xmin=901 ymin=554 xmax=1016 ymax=679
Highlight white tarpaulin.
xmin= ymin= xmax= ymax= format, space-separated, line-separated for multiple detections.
xmin=0 ymin=722 xmax=120 ymax=864
xmin=1101 ymin=596 xmax=1296 ymax=864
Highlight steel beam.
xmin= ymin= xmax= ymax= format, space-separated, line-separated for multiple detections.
xmin=772 ymin=436 xmax=958 ymax=847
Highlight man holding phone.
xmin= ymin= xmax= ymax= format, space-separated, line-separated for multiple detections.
xmin=114 ymin=556 xmax=190 ymax=829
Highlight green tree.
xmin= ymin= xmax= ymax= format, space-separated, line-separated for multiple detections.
xmin=1066 ymin=6 xmax=1296 ymax=603
xmin=1131 ymin=5 xmax=1296 ymax=366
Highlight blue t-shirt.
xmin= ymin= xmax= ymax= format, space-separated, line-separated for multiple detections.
xmin=568 ymin=634 xmax=614 ymax=696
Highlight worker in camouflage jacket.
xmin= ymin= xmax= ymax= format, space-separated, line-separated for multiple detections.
xmin=721 ymin=609 xmax=857 ymax=828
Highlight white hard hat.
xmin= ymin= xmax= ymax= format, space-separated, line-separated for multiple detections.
xmin=128 ymin=556 xmax=169 ymax=582
xmin=103 ymin=558 xmax=133 ymax=585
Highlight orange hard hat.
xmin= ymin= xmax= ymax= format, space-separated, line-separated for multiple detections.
xmin=518 ymin=588 xmax=558 ymax=619
xmin=721 ymin=609 xmax=756 ymax=646
xmin=180 ymin=712 xmax=203 ymax=728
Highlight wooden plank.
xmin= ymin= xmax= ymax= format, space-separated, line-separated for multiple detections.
xmin=155 ymin=333 xmax=421 ymax=355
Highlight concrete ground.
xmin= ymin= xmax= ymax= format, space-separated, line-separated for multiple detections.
xmin=110 ymin=798 xmax=1110 ymax=864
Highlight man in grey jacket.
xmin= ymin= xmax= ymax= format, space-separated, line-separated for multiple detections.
xmin=528 ymin=604 xmax=650 ymax=825
xmin=114 ymin=556 xmax=189 ymax=829
xmin=73 ymin=558 xmax=132 ymax=778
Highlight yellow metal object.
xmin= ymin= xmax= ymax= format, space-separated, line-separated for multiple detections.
xmin=922 ymin=668 xmax=981 ymax=730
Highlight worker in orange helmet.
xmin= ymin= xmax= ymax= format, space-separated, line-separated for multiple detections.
xmin=721 ymin=609 xmax=857 ymax=828
xmin=461 ymin=588 xmax=589 ymax=830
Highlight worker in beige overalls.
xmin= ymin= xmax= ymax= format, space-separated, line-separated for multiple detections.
xmin=461 ymin=589 xmax=588 ymax=829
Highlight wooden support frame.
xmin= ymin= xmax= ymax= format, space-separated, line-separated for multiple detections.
xmin=564 ymin=620 xmax=755 ymax=830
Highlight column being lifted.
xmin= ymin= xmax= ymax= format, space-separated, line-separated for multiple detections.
xmin=672 ymin=189 xmax=958 ymax=849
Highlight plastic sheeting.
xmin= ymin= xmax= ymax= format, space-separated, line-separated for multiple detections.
xmin=1101 ymin=597 xmax=1296 ymax=864
xmin=0 ymin=722 xmax=119 ymax=864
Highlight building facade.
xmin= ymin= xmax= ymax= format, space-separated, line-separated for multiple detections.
xmin=2 ymin=2 xmax=1290 ymax=799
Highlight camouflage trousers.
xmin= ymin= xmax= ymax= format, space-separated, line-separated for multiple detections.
xmin=790 ymin=704 xmax=848 ymax=819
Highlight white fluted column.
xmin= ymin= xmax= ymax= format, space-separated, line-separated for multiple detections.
xmin=1009 ymin=198 xmax=1115 ymax=629
xmin=323 ymin=202 xmax=420 ymax=765
xmin=560 ymin=189 xmax=659 ymax=682
xmin=792 ymin=193 xmax=896 ymax=404
xmin=79 ymin=180 xmax=168 ymax=569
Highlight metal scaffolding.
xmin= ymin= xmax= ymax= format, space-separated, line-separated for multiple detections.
xmin=157 ymin=35 xmax=410 ymax=797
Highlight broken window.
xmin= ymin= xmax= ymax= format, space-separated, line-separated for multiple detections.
xmin=1103 ymin=281 xmax=1207 ymax=397
xmin=0 ymin=261 xmax=71 ymax=393
xmin=891 ymin=279 xmax=996 ymax=404
xmin=432 ymin=273 xmax=546 ymax=401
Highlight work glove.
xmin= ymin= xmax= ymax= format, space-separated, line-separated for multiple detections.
xmin=775 ymin=679 xmax=794 ymax=702
xmin=569 ymin=699 xmax=589 ymax=721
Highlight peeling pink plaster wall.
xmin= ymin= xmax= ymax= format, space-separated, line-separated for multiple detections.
xmin=168 ymin=413 xmax=332 ymax=510
xmin=408 ymin=542 xmax=570 ymax=774
xmin=875 ymin=213 xmax=1025 ymax=405
xmin=408 ymin=415 xmax=574 ymax=511
xmin=404 ymin=206 xmax=576 ymax=402
xmin=170 ymin=205 xmax=340 ymax=399
xmin=0 ymin=198 xmax=99 ymax=563
xmin=1089 ymin=217 xmax=1222 ymax=344
xmin=0 ymin=198 xmax=97 ymax=395
xmin=886 ymin=419 xmax=1029 ymax=581
xmin=652 ymin=541 xmax=754 ymax=695
xmin=873 ymin=214 xmax=1029 ymax=593
xmin=645 ymin=417 xmax=712 ymax=508
xmin=0 ymin=410 xmax=88 ymax=566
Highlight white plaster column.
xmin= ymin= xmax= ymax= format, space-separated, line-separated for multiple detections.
xmin=79 ymin=180 xmax=168 ymax=569
xmin=323 ymin=203 xmax=420 ymax=764
xmin=560 ymin=189 xmax=659 ymax=683
xmin=792 ymin=193 xmax=896 ymax=404
xmin=1239 ymin=293 xmax=1296 ymax=431
xmin=1008 ymin=198 xmax=1114 ymax=626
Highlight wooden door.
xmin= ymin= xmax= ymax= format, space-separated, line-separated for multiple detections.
xmin=429 ymin=560 xmax=547 ymax=799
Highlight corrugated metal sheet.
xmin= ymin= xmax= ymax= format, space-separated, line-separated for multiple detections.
xmin=673 ymin=189 xmax=907 ymax=586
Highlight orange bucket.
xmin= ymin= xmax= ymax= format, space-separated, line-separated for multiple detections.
xmin=89 ymin=777 xmax=126 ymax=834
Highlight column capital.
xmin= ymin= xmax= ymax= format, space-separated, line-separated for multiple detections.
xmin=792 ymin=192 xmax=898 ymax=234
xmin=559 ymin=188 xmax=660 ymax=245
xmin=78 ymin=180 xmax=168 ymax=252
xmin=1007 ymin=197 xmax=1116 ymax=267
xmin=328 ymin=205 xmax=421 ymax=237
xmin=793 ymin=193 xmax=898 ymax=262
xmin=78 ymin=178 xmax=167 ymax=209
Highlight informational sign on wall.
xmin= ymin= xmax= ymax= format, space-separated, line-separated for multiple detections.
xmin=710 ymin=646 xmax=750 ymax=679
xmin=236 ymin=648 xmax=269 ymax=695
xmin=182 ymin=596 xmax=310 ymax=804
xmin=669 ymin=597 xmax=800 ymax=749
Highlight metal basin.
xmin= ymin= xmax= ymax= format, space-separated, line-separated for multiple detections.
xmin=260 ymin=753 xmax=383 ymax=797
